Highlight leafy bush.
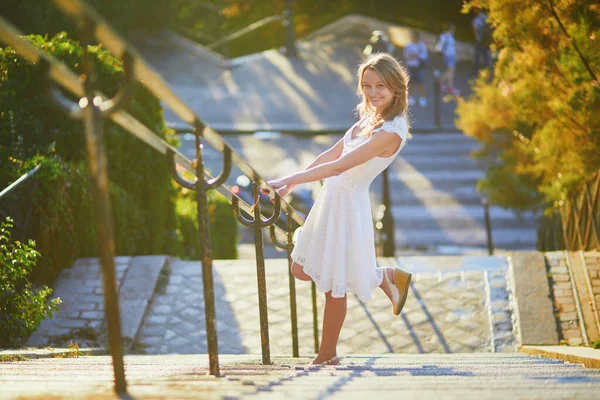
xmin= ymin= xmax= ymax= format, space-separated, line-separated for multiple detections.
xmin=0 ymin=0 xmax=173 ymax=38
xmin=176 ymin=188 xmax=238 ymax=260
xmin=457 ymin=1 xmax=600 ymax=213
xmin=0 ymin=217 xmax=61 ymax=348
xmin=1 ymin=32 xmax=238 ymax=283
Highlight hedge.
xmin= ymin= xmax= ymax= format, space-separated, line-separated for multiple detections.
xmin=0 ymin=32 xmax=237 ymax=284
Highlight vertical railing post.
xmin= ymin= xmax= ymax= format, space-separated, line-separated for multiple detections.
xmin=283 ymin=0 xmax=298 ymax=57
xmin=233 ymin=185 xmax=280 ymax=364
xmin=79 ymin=19 xmax=126 ymax=394
xmin=193 ymin=124 xmax=221 ymax=376
xmin=286 ymin=217 xmax=300 ymax=357
xmin=381 ymin=168 xmax=395 ymax=257
xmin=311 ymin=282 xmax=319 ymax=353
xmin=433 ymin=69 xmax=442 ymax=130
xmin=269 ymin=219 xmax=299 ymax=357
xmin=482 ymin=197 xmax=494 ymax=255
xmin=252 ymin=182 xmax=271 ymax=364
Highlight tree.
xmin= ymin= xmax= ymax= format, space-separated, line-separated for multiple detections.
xmin=456 ymin=0 xmax=600 ymax=212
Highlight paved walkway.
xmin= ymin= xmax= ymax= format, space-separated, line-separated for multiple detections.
xmin=2 ymin=354 xmax=600 ymax=399
xmin=135 ymin=16 xmax=474 ymax=132
xmin=135 ymin=257 xmax=516 ymax=356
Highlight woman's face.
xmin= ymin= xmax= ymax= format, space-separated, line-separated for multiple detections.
xmin=362 ymin=68 xmax=393 ymax=112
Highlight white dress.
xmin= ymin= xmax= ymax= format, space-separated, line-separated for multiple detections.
xmin=291 ymin=115 xmax=409 ymax=301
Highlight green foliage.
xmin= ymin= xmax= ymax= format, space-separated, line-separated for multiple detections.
xmin=457 ymin=0 xmax=600 ymax=212
xmin=0 ymin=354 xmax=29 ymax=362
xmin=0 ymin=0 xmax=173 ymax=37
xmin=0 ymin=32 xmax=179 ymax=283
xmin=592 ymin=340 xmax=600 ymax=350
xmin=1 ymin=32 xmax=238 ymax=283
xmin=0 ymin=217 xmax=61 ymax=348
xmin=176 ymin=188 xmax=238 ymax=260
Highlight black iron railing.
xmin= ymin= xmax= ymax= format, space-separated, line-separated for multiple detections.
xmin=538 ymin=169 xmax=600 ymax=251
xmin=0 ymin=0 xmax=312 ymax=393
xmin=0 ymin=164 xmax=41 ymax=242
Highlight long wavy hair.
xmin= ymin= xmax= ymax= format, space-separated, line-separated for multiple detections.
xmin=355 ymin=53 xmax=411 ymax=137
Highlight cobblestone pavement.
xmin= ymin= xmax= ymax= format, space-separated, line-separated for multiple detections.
xmin=135 ymin=256 xmax=517 ymax=356
xmin=26 ymin=257 xmax=133 ymax=348
xmin=2 ymin=354 xmax=600 ymax=399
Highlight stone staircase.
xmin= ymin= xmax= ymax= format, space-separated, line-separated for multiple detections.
xmin=386 ymin=133 xmax=539 ymax=251
xmin=2 ymin=354 xmax=600 ymax=399
xmin=190 ymin=131 xmax=539 ymax=254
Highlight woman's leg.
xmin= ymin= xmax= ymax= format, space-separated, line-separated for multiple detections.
xmin=313 ymin=291 xmax=346 ymax=364
xmin=291 ymin=261 xmax=312 ymax=281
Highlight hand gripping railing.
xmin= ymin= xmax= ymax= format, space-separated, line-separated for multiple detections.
xmin=0 ymin=0 xmax=316 ymax=393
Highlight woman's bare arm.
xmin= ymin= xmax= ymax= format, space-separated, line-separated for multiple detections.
xmin=274 ymin=137 xmax=345 ymax=195
xmin=270 ymin=131 xmax=401 ymax=189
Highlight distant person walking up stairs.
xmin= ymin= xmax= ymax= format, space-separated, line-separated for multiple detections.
xmin=435 ymin=22 xmax=460 ymax=96
xmin=472 ymin=7 xmax=493 ymax=75
xmin=403 ymin=30 xmax=429 ymax=108
xmin=363 ymin=30 xmax=394 ymax=58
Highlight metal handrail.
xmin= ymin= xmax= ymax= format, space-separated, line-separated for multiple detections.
xmin=0 ymin=164 xmax=41 ymax=241
xmin=0 ymin=0 xmax=313 ymax=392
xmin=0 ymin=164 xmax=41 ymax=200
xmin=206 ymin=15 xmax=282 ymax=50
xmin=50 ymin=0 xmax=305 ymax=227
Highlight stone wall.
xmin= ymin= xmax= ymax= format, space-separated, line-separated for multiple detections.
xmin=544 ymin=251 xmax=583 ymax=345
xmin=583 ymin=251 xmax=600 ymax=315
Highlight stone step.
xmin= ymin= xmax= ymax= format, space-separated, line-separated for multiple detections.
xmin=381 ymin=185 xmax=492 ymax=206
xmin=4 ymin=354 xmax=600 ymax=399
xmin=393 ymin=226 xmax=537 ymax=249
xmin=387 ymin=215 xmax=537 ymax=231
xmin=388 ymin=169 xmax=484 ymax=185
xmin=389 ymin=204 xmax=539 ymax=222
xmin=26 ymin=256 xmax=169 ymax=349
xmin=394 ymin=157 xmax=483 ymax=172
xmin=402 ymin=141 xmax=481 ymax=156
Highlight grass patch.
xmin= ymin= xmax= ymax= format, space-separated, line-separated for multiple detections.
xmin=51 ymin=341 xmax=81 ymax=358
xmin=591 ymin=340 xmax=600 ymax=350
xmin=0 ymin=354 xmax=29 ymax=362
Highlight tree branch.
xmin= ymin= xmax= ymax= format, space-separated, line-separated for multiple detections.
xmin=546 ymin=0 xmax=598 ymax=82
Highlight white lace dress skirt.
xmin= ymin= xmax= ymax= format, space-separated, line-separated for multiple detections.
xmin=290 ymin=177 xmax=384 ymax=302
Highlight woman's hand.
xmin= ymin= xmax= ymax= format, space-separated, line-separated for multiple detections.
xmin=267 ymin=178 xmax=287 ymax=189
xmin=261 ymin=180 xmax=295 ymax=200
xmin=274 ymin=185 xmax=294 ymax=197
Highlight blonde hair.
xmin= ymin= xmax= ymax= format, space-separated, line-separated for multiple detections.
xmin=355 ymin=53 xmax=411 ymax=138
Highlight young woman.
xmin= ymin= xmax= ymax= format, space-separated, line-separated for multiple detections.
xmin=264 ymin=53 xmax=413 ymax=366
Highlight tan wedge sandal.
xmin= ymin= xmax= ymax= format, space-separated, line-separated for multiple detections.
xmin=383 ymin=267 xmax=412 ymax=315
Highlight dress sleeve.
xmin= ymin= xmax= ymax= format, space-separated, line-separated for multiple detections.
xmin=374 ymin=117 xmax=408 ymax=142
